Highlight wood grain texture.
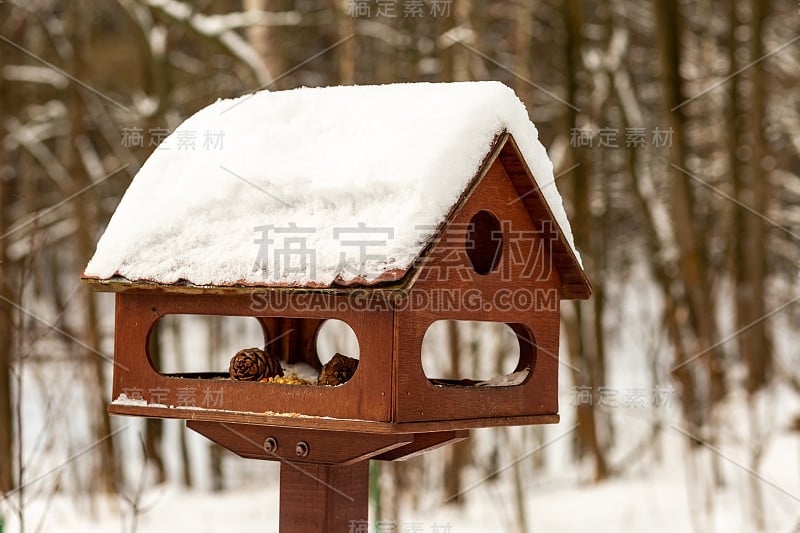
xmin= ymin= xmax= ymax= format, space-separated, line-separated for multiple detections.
xmin=393 ymin=154 xmax=562 ymax=423
xmin=112 ymin=291 xmax=393 ymax=422
xmin=186 ymin=422 xmax=411 ymax=465
xmin=109 ymin=404 xmax=558 ymax=433
xmin=373 ymin=430 xmax=469 ymax=461
xmin=279 ymin=461 xmax=369 ymax=533
xmin=498 ymin=134 xmax=591 ymax=299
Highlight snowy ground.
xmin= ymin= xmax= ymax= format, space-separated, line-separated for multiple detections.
xmin=4 ymin=421 xmax=800 ymax=533
xmin=5 ymin=376 xmax=800 ymax=533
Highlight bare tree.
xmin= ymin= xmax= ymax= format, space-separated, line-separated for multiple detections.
xmin=443 ymin=321 xmax=471 ymax=502
xmin=655 ymin=0 xmax=726 ymax=430
xmin=562 ymin=0 xmax=609 ymax=482
xmin=742 ymin=0 xmax=772 ymax=394
xmin=0 ymin=68 xmax=16 ymax=496
xmin=144 ymin=328 xmax=166 ymax=484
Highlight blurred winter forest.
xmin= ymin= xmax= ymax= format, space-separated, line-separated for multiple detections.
xmin=2 ymin=0 xmax=800 ymax=532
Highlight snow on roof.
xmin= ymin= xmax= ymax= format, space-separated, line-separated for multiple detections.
xmin=84 ymin=81 xmax=581 ymax=288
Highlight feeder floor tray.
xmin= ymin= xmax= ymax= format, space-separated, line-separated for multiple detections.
xmin=108 ymin=403 xmax=558 ymax=434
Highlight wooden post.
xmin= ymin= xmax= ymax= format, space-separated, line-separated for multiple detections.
xmin=279 ymin=461 xmax=369 ymax=533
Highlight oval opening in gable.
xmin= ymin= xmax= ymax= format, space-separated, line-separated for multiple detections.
xmin=466 ymin=210 xmax=503 ymax=275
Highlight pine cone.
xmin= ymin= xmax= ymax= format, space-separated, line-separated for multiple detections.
xmin=229 ymin=348 xmax=283 ymax=381
xmin=318 ymin=353 xmax=358 ymax=386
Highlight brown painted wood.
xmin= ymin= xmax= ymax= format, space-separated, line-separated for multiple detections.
xmin=187 ymin=421 xmax=411 ymax=465
xmin=93 ymin=133 xmax=590 ymax=432
xmin=112 ymin=291 xmax=393 ymax=422
xmin=373 ymin=430 xmax=469 ymax=461
xmin=279 ymin=460 xmax=369 ymax=533
xmin=109 ymin=403 xmax=558 ymax=432
xmin=257 ymin=317 xmax=325 ymax=369
xmin=392 ymin=154 xmax=561 ymax=423
xmin=105 ymin=146 xmax=571 ymax=432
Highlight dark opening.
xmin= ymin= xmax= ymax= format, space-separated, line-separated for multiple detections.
xmin=466 ymin=210 xmax=503 ymax=275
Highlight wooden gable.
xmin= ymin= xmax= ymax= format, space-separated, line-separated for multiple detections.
xmin=385 ymin=133 xmax=583 ymax=424
xmin=404 ymin=132 xmax=590 ymax=299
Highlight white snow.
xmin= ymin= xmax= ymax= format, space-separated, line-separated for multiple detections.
xmin=282 ymin=361 xmax=320 ymax=383
xmin=112 ymin=393 xmax=148 ymax=407
xmin=112 ymin=394 xmax=168 ymax=409
xmin=84 ymin=82 xmax=580 ymax=288
xmin=479 ymin=368 xmax=529 ymax=387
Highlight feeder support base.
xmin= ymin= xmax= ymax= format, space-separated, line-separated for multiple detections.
xmin=279 ymin=461 xmax=369 ymax=532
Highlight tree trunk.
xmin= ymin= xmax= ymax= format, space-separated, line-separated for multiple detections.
xmin=244 ymin=0 xmax=280 ymax=87
xmin=656 ymin=0 xmax=727 ymax=500
xmin=743 ymin=0 xmax=771 ymax=393
xmin=208 ymin=316 xmax=225 ymax=491
xmin=729 ymin=0 xmax=749 ymax=392
xmin=563 ymin=0 xmax=609 ymax=483
xmin=0 ymin=28 xmax=19 ymax=493
xmin=452 ymin=0 xmax=473 ymax=81
xmin=335 ymin=0 xmax=356 ymax=84
xmin=508 ymin=427 xmax=529 ymax=533
xmin=171 ymin=317 xmax=194 ymax=487
xmin=744 ymin=0 xmax=770 ymax=528
xmin=443 ymin=321 xmax=470 ymax=503
xmin=65 ymin=0 xmax=118 ymax=493
xmin=145 ymin=328 xmax=166 ymax=484
xmin=513 ymin=0 xmax=534 ymax=104
xmin=654 ymin=0 xmax=726 ymax=410
xmin=0 ymin=97 xmax=14 ymax=494
xmin=438 ymin=1 xmax=456 ymax=82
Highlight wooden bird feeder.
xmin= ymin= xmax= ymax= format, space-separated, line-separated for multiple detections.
xmin=82 ymin=83 xmax=590 ymax=532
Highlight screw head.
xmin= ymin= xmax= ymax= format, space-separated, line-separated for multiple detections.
xmin=295 ymin=441 xmax=309 ymax=458
xmin=263 ymin=437 xmax=278 ymax=454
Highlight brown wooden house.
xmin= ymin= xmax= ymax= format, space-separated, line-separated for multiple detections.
xmin=82 ymin=82 xmax=590 ymax=531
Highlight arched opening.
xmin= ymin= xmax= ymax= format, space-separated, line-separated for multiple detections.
xmin=149 ymin=315 xmax=265 ymax=374
xmin=147 ymin=315 xmax=361 ymax=386
xmin=420 ymin=320 xmax=534 ymax=387
xmin=316 ymin=319 xmax=360 ymax=364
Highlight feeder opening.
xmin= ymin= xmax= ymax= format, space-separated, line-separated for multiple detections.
xmin=149 ymin=315 xmax=265 ymax=375
xmin=316 ymin=319 xmax=361 ymax=364
xmin=147 ymin=315 xmax=360 ymax=386
xmin=421 ymin=320 xmax=534 ymax=387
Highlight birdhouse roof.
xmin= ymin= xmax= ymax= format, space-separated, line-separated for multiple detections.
xmin=83 ymin=82 xmax=587 ymax=297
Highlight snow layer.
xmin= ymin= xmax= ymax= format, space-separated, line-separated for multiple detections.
xmin=85 ymin=82 xmax=580 ymax=287
xmin=111 ymin=393 xmax=148 ymax=407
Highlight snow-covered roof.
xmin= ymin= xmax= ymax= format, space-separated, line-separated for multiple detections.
xmin=84 ymin=82 xmax=582 ymax=289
